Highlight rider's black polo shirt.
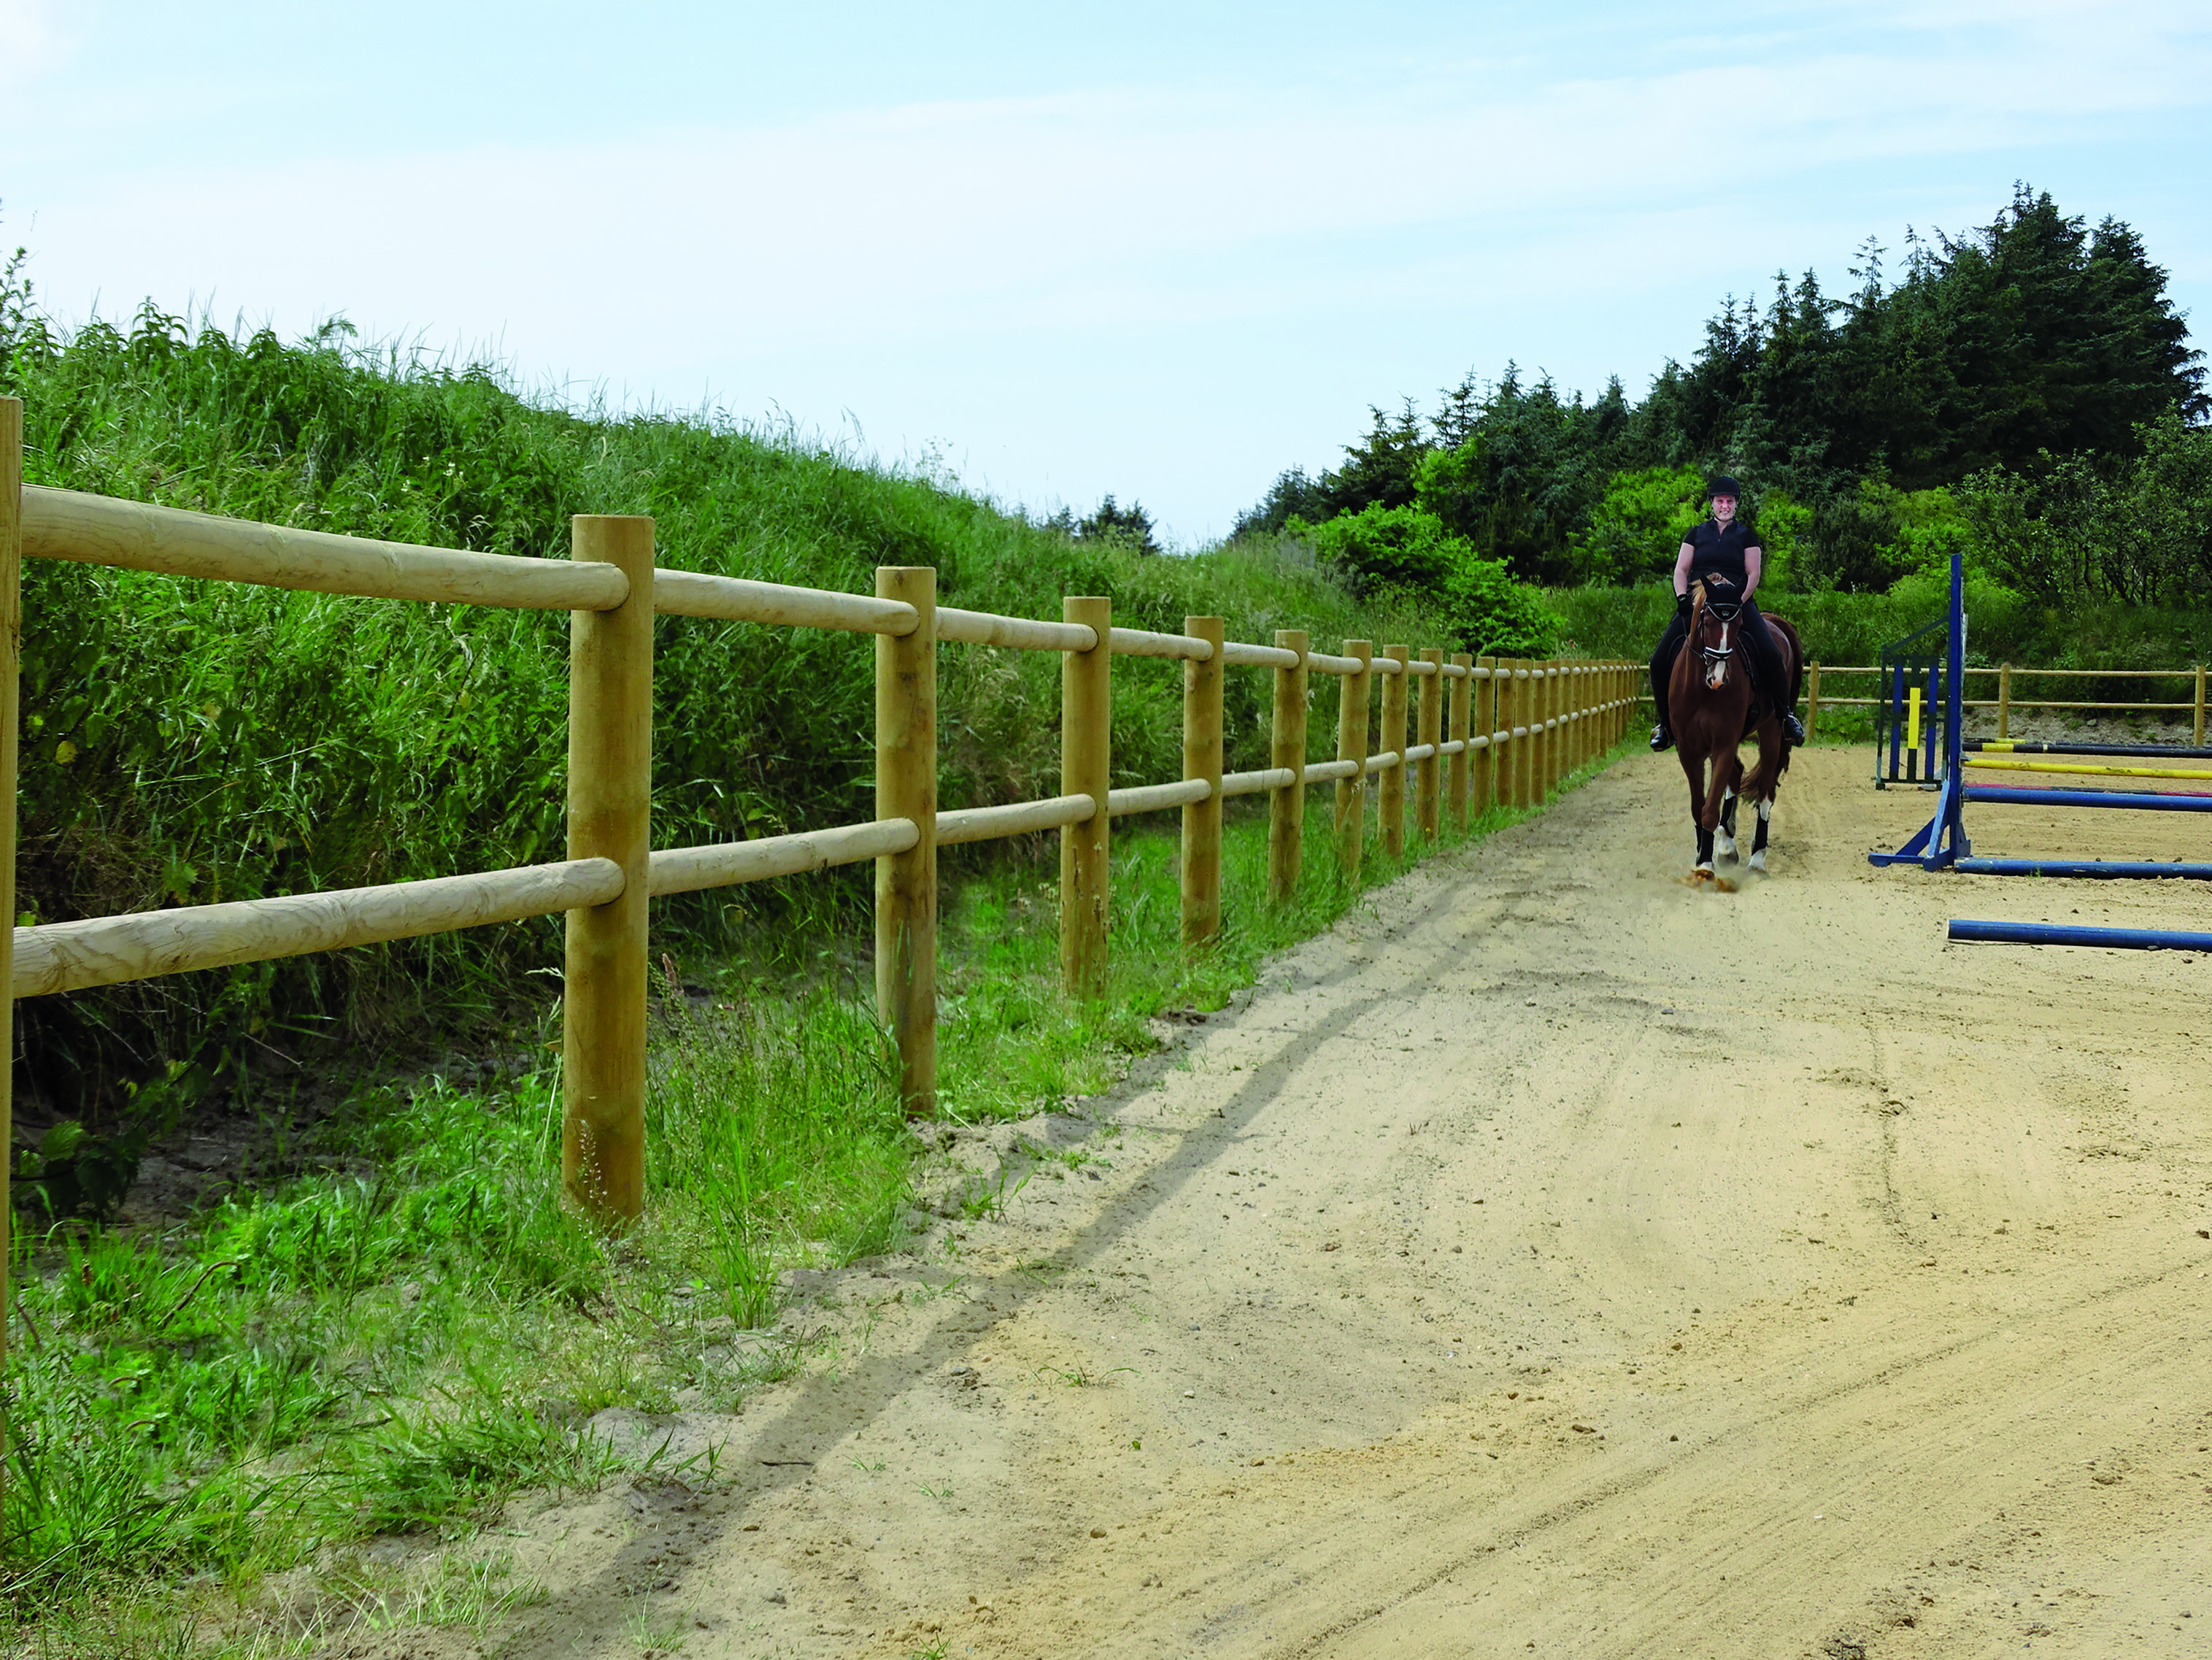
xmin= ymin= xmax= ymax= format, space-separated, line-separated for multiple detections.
xmin=1684 ymin=519 xmax=1762 ymax=593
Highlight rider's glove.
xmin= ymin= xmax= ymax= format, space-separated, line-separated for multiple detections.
xmin=1674 ymin=591 xmax=1691 ymax=616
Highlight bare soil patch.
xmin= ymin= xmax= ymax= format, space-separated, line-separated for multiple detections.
xmin=461 ymin=749 xmax=2212 ymax=1660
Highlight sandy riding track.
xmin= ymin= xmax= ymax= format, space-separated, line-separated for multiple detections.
xmin=482 ymin=749 xmax=2212 ymax=1660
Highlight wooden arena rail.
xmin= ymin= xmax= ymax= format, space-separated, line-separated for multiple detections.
xmin=1805 ymin=661 xmax=2211 ymax=745
xmin=0 ymin=398 xmax=1636 ymax=1231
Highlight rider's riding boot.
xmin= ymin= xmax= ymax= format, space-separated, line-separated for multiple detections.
xmin=1649 ymin=723 xmax=1673 ymax=753
xmin=1781 ymin=711 xmax=1806 ymax=745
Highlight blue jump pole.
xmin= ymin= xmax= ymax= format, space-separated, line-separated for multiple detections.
xmin=1962 ymin=787 xmax=2212 ymax=812
xmin=1949 ymin=918 xmax=2212 ymax=950
xmin=1954 ymin=858 xmax=2212 ymax=880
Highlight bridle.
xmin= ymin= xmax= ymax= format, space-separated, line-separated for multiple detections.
xmin=1692 ymin=583 xmax=1742 ymax=688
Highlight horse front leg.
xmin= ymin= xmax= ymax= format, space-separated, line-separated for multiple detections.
xmin=1682 ymin=750 xmax=1715 ymax=875
xmin=1716 ymin=753 xmax=1742 ymax=862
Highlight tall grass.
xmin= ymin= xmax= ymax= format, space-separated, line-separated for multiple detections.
xmin=3 ymin=305 xmax=1453 ymax=1177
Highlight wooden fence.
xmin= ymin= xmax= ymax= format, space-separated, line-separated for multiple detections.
xmin=1806 ymin=661 xmax=2211 ymax=742
xmin=0 ymin=397 xmax=1637 ymax=1229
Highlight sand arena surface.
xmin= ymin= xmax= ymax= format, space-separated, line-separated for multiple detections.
xmin=463 ymin=748 xmax=2212 ymax=1660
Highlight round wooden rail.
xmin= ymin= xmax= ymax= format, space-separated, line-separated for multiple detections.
xmin=655 ymin=566 xmax=920 ymax=635
xmin=23 ymin=486 xmax=631 ymax=612
xmin=937 ymin=607 xmax=1095 ymax=651
xmin=937 ymin=794 xmax=1097 ymax=845
xmin=12 ymin=858 xmax=624 ymax=999
xmin=1109 ymin=778 xmax=1213 ymax=815
xmin=649 ymin=818 xmax=919 ymax=895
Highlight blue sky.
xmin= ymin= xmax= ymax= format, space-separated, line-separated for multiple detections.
xmin=4 ymin=1 xmax=2208 ymax=544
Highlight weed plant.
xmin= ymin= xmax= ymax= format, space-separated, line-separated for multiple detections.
xmin=0 ymin=741 xmax=1622 ymax=1654
xmin=2 ymin=304 xmax=1454 ymax=1185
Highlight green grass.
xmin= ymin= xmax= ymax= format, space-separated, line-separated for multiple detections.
xmin=0 ymin=739 xmax=1625 ymax=1656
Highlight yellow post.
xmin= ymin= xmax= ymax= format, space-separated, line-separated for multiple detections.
xmin=2197 ymin=664 xmax=2207 ymax=748
xmin=1181 ymin=615 xmax=1225 ymax=950
xmin=1448 ymin=652 xmax=1473 ymax=831
xmin=1268 ymin=629 xmax=1309 ymax=904
xmin=1998 ymin=663 xmax=2011 ymax=740
xmin=1806 ymin=662 xmax=1822 ymax=742
xmin=875 ymin=567 xmax=937 ymax=1118
xmin=1061 ymin=596 xmax=1112 ymax=997
xmin=1335 ymin=640 xmax=1373 ymax=881
xmin=0 ymin=399 xmax=20 ymax=1467
xmin=1380 ymin=645 xmax=1409 ymax=859
xmin=1907 ymin=684 xmax=1922 ymax=756
xmin=563 ymin=514 xmax=654 ymax=1223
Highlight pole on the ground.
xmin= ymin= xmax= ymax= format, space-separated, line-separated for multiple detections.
xmin=0 ymin=399 xmax=22 ymax=1486
xmin=1380 ymin=645 xmax=1409 ymax=858
xmin=563 ymin=514 xmax=654 ymax=1223
xmin=1181 ymin=615 xmax=1225 ymax=950
xmin=1268 ymin=629 xmax=1309 ymax=904
xmin=1335 ymin=640 xmax=1373 ymax=881
xmin=1061 ymin=596 xmax=1112 ymax=997
xmin=1448 ymin=652 xmax=1472 ymax=831
xmin=1417 ymin=648 xmax=1443 ymax=840
xmin=875 ymin=566 xmax=937 ymax=1118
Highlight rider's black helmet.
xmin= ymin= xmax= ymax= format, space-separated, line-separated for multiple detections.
xmin=1707 ymin=474 xmax=1743 ymax=499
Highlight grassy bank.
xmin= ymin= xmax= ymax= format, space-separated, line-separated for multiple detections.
xmin=2 ymin=743 xmax=1625 ymax=1656
xmin=3 ymin=307 xmax=1463 ymax=1194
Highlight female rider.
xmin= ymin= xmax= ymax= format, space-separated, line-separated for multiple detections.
xmin=1648 ymin=476 xmax=1806 ymax=751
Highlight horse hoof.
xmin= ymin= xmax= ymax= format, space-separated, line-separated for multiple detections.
xmin=1695 ymin=861 xmax=1714 ymax=877
xmin=1749 ymin=850 xmax=1768 ymax=873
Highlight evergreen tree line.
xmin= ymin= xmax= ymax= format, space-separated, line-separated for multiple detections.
xmin=1234 ymin=185 xmax=2209 ymax=607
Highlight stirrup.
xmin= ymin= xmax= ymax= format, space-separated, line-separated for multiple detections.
xmin=1649 ymin=723 xmax=1673 ymax=753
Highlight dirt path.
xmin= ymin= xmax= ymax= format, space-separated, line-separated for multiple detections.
xmin=485 ymin=749 xmax=2212 ymax=1660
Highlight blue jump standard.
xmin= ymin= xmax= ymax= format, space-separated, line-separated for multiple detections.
xmin=1962 ymin=787 xmax=2212 ymax=812
xmin=1953 ymin=858 xmax=2212 ymax=880
xmin=1949 ymin=918 xmax=2212 ymax=951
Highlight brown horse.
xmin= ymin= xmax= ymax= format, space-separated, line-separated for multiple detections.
xmin=1669 ymin=579 xmax=1805 ymax=875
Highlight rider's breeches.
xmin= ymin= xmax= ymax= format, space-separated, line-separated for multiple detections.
xmin=1651 ymin=601 xmax=1792 ymax=729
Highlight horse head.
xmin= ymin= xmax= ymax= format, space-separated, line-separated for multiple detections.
xmin=1690 ymin=579 xmax=1743 ymax=692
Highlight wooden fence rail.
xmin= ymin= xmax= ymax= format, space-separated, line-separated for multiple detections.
xmin=0 ymin=399 xmax=1636 ymax=1236
xmin=1806 ymin=661 xmax=2212 ymax=745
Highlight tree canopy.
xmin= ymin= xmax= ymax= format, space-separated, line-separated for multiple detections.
xmin=1239 ymin=186 xmax=2206 ymax=599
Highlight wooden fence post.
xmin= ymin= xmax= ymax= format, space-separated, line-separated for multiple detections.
xmin=0 ymin=399 xmax=21 ymax=1460
xmin=1515 ymin=664 xmax=1535 ymax=806
xmin=1335 ymin=640 xmax=1373 ymax=881
xmin=1380 ymin=645 xmax=1409 ymax=859
xmin=1998 ymin=663 xmax=2011 ymax=740
xmin=876 ymin=566 xmax=937 ymax=1118
xmin=1061 ymin=596 xmax=1111 ymax=998
xmin=1181 ymin=615 xmax=1225 ymax=950
xmin=1544 ymin=664 xmax=1560 ymax=794
xmin=563 ymin=514 xmax=654 ymax=1224
xmin=2197 ymin=664 xmax=2207 ymax=748
xmin=1268 ymin=629 xmax=1309 ymax=904
xmin=1806 ymin=662 xmax=1822 ymax=742
xmin=1475 ymin=658 xmax=1497 ymax=818
xmin=1417 ymin=648 xmax=1444 ymax=839
xmin=1448 ymin=652 xmax=1472 ymax=831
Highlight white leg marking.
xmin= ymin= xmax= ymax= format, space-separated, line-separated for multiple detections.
xmin=1716 ymin=829 xmax=1737 ymax=860
xmin=1757 ymin=798 xmax=1773 ymax=823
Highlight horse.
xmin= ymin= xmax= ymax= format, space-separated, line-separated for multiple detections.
xmin=1668 ymin=578 xmax=1805 ymax=877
